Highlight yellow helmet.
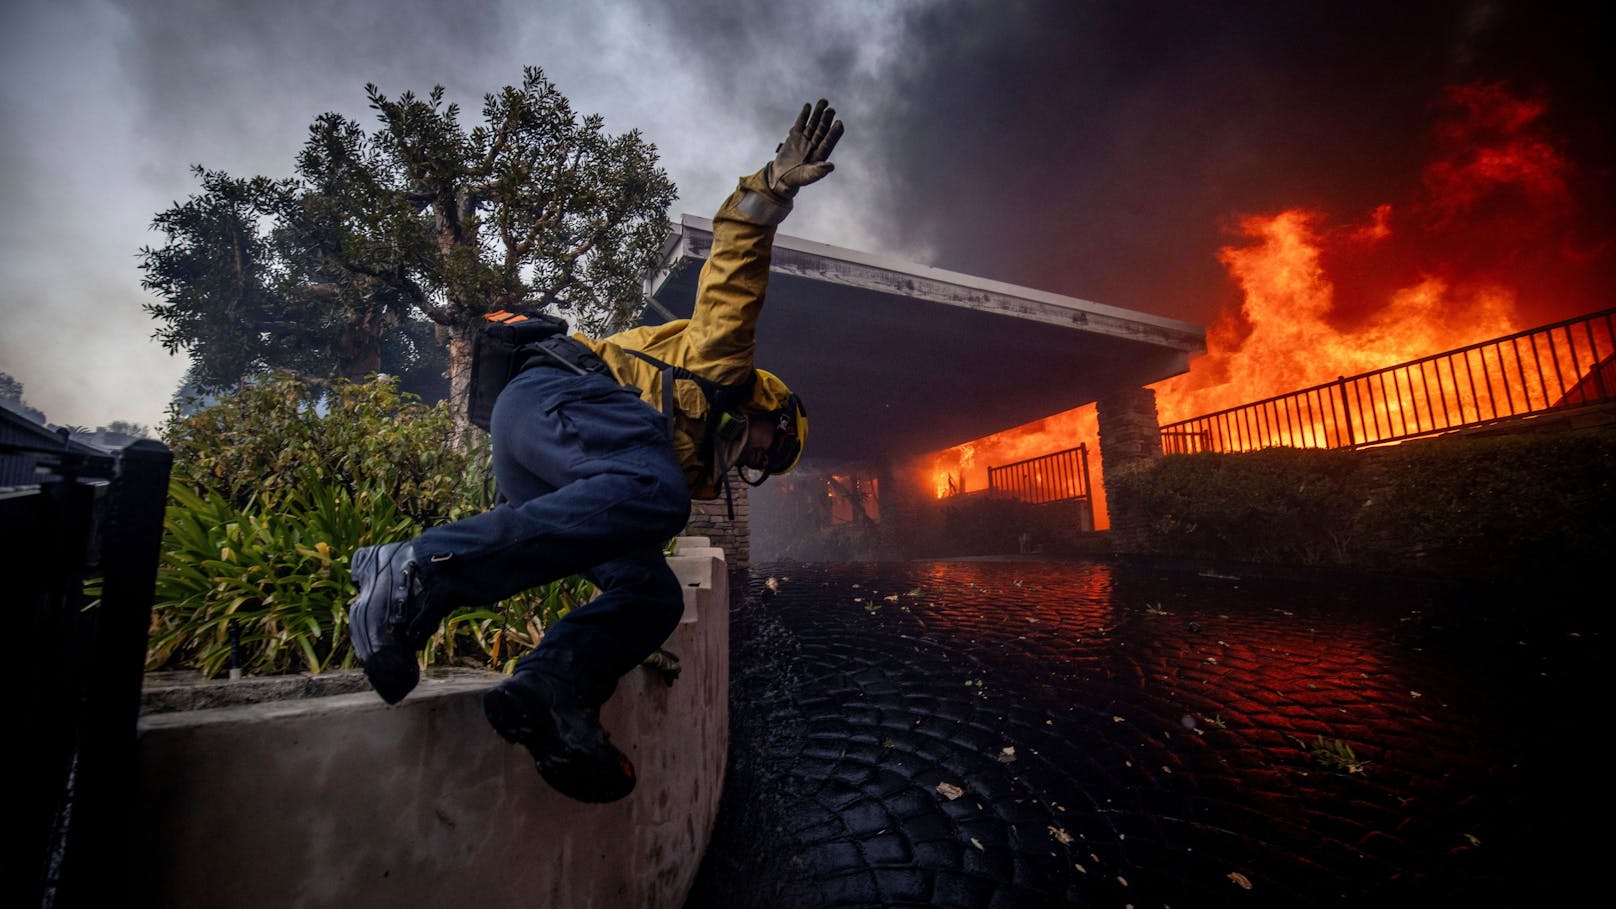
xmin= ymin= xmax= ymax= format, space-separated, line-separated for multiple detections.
xmin=744 ymin=369 xmax=808 ymax=480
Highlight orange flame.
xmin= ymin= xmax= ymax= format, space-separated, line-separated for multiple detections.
xmin=922 ymin=83 xmax=1596 ymax=522
xmin=1153 ymin=207 xmax=1522 ymax=425
xmin=927 ymin=406 xmax=1107 ymax=528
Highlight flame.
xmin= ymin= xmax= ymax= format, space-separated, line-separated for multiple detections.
xmin=920 ymin=82 xmax=1600 ymax=523
xmin=1153 ymin=208 xmax=1522 ymax=425
xmin=1152 ymin=83 xmax=1586 ymax=425
xmin=927 ymin=405 xmax=1108 ymax=529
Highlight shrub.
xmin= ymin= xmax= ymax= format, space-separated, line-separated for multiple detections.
xmin=149 ymin=480 xmax=412 ymax=676
xmin=1354 ymin=426 xmax=1616 ymax=575
xmin=1109 ymin=424 xmax=1616 ymax=578
xmin=166 ymin=372 xmax=486 ymax=526
xmin=1108 ymin=447 xmax=1363 ymax=565
xmin=936 ymin=495 xmax=1049 ymax=557
xmin=152 ymin=374 xmax=594 ymax=677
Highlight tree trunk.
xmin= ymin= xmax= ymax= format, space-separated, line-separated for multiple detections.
xmin=333 ymin=322 xmax=382 ymax=382
xmin=447 ymin=324 xmax=476 ymax=442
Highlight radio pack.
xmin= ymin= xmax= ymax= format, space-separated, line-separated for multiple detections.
xmin=466 ymin=310 xmax=569 ymax=430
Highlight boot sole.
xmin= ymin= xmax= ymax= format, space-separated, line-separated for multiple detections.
xmin=483 ymin=683 xmax=543 ymax=745
xmin=361 ymin=648 xmax=420 ymax=705
xmin=483 ymin=684 xmax=636 ymax=804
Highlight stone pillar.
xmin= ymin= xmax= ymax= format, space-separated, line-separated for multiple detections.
xmin=1096 ymin=386 xmax=1162 ymax=553
xmin=687 ymin=482 xmax=749 ymax=570
xmin=880 ymin=457 xmax=940 ymax=559
xmin=857 ymin=460 xmax=907 ymax=560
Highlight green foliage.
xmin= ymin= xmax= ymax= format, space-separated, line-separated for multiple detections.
xmin=140 ymin=66 xmax=677 ymax=406
xmin=152 ymin=373 xmax=597 ymax=678
xmin=165 ymin=372 xmax=485 ymax=526
xmin=940 ymin=496 xmax=1049 ymax=555
xmin=94 ymin=420 xmax=152 ymax=439
xmin=1109 ymin=447 xmax=1362 ymax=565
xmin=140 ymin=168 xmax=336 ymax=392
xmin=1112 ymin=426 xmax=1616 ymax=578
xmin=1355 ymin=427 xmax=1616 ymax=575
xmin=0 ymin=371 xmax=23 ymax=401
xmin=429 ymin=575 xmax=597 ymax=674
xmin=149 ymin=480 xmax=411 ymax=676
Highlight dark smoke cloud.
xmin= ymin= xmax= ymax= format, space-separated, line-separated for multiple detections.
xmin=3 ymin=0 xmax=1610 ymax=427
xmin=658 ymin=0 xmax=1615 ymax=326
xmin=884 ymin=1 xmax=1613 ymax=326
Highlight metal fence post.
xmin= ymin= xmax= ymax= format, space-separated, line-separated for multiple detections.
xmin=1336 ymin=376 xmax=1357 ymax=449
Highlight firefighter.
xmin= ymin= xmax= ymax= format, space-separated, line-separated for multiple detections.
xmin=347 ymin=100 xmax=842 ymax=803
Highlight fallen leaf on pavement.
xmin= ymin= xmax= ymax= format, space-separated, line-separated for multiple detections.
xmin=1228 ymin=872 xmax=1253 ymax=890
xmin=936 ymin=782 xmax=964 ymax=800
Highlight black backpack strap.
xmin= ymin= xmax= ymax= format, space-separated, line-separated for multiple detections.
xmin=657 ymin=366 xmax=677 ymax=438
xmin=622 ymin=349 xmax=756 ymax=413
xmin=521 ymin=335 xmax=611 ymax=377
xmin=623 ymin=348 xmax=754 ymax=519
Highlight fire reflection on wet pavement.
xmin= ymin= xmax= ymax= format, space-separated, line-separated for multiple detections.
xmin=683 ymin=560 xmax=1601 ymax=908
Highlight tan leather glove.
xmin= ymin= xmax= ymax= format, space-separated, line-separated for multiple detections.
xmin=766 ymin=99 xmax=844 ymax=197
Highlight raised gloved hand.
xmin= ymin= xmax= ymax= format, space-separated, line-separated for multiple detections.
xmin=766 ymin=99 xmax=844 ymax=197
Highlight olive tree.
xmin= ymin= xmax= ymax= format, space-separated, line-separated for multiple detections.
xmin=142 ymin=66 xmax=677 ymax=419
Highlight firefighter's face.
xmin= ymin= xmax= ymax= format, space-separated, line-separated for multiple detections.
xmin=738 ymin=416 xmax=778 ymax=470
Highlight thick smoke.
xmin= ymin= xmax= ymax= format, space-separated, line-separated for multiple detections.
xmin=660 ymin=0 xmax=1614 ymax=327
xmin=3 ymin=0 xmax=1611 ymax=427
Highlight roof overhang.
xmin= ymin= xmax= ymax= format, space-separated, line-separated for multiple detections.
xmin=645 ymin=215 xmax=1206 ymax=462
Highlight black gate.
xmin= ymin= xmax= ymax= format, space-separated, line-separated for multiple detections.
xmin=987 ymin=444 xmax=1095 ymax=531
xmin=4 ymin=404 xmax=172 ymax=907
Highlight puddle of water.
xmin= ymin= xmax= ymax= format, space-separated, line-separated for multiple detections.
xmin=688 ymin=560 xmax=1603 ymax=908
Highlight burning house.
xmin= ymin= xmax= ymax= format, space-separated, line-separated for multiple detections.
xmin=642 ymin=219 xmax=1205 ymax=563
xmin=912 ymin=82 xmax=1615 ymax=549
xmin=643 ymin=82 xmax=1613 ymax=565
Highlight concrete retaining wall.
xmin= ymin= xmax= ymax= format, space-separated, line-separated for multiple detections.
xmin=135 ymin=541 xmax=729 ymax=909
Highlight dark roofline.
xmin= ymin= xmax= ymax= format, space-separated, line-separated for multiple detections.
xmin=651 ymin=214 xmax=1206 ymax=356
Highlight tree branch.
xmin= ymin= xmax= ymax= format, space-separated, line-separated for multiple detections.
xmin=478 ymin=97 xmax=516 ymax=177
xmin=340 ymin=258 xmax=448 ymax=324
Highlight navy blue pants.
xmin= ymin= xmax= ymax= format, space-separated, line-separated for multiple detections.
xmin=414 ymin=364 xmax=690 ymax=706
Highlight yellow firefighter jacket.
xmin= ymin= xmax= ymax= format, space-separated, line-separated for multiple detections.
xmin=575 ymin=168 xmax=794 ymax=500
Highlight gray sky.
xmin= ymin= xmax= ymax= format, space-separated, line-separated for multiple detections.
xmin=2 ymin=0 xmax=1610 ymax=428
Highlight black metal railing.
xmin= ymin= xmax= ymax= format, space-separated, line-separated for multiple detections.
xmin=1160 ymin=308 xmax=1616 ymax=454
xmin=988 ymin=444 xmax=1093 ymax=506
xmin=5 ymin=404 xmax=172 ymax=907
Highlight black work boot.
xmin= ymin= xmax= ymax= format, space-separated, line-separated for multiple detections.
xmin=348 ymin=541 xmax=436 ymax=705
xmin=483 ymin=671 xmax=636 ymax=803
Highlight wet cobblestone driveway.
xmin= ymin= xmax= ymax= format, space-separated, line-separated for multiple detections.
xmin=683 ymin=560 xmax=1603 ymax=908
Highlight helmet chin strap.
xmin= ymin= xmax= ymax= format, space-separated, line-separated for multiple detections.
xmin=731 ymin=400 xmax=802 ymax=488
